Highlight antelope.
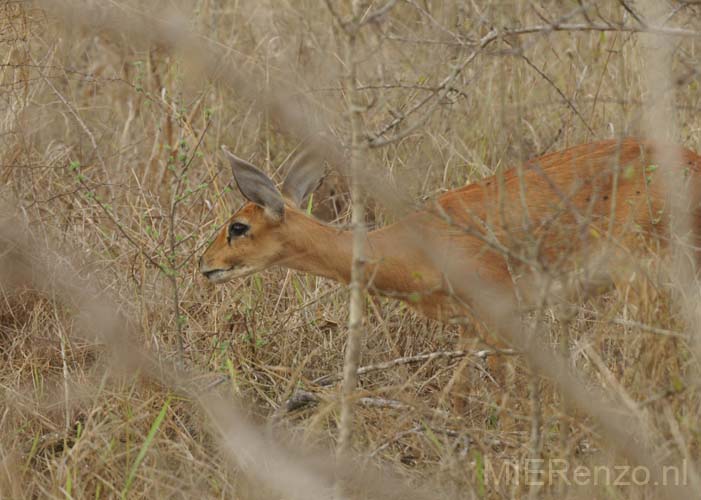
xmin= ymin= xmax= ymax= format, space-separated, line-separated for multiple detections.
xmin=199 ymin=138 xmax=701 ymax=388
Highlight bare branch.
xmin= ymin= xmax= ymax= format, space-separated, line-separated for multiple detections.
xmin=313 ymin=348 xmax=512 ymax=386
xmin=360 ymin=0 xmax=398 ymax=26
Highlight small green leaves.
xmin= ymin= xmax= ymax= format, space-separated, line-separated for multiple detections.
xmin=645 ymin=165 xmax=658 ymax=185
xmin=161 ymin=266 xmax=177 ymax=277
xmin=69 ymin=160 xmax=86 ymax=183
xmin=175 ymin=183 xmax=207 ymax=202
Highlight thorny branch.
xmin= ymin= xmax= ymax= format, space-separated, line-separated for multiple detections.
xmin=370 ymin=19 xmax=701 ymax=147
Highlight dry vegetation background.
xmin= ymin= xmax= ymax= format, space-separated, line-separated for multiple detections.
xmin=1 ymin=0 xmax=701 ymax=498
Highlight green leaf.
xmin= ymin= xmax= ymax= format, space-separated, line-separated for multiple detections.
xmin=473 ymin=450 xmax=485 ymax=497
xmin=226 ymin=358 xmax=238 ymax=397
xmin=306 ymin=193 xmax=314 ymax=215
xmin=421 ymin=419 xmax=443 ymax=452
xmin=623 ymin=164 xmax=635 ymax=179
xmin=65 ymin=467 xmax=73 ymax=497
xmin=24 ymin=433 xmax=40 ymax=471
xmin=672 ymin=376 xmax=685 ymax=393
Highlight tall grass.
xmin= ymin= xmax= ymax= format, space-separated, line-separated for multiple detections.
xmin=1 ymin=1 xmax=701 ymax=498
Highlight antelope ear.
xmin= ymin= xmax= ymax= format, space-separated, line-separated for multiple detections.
xmin=281 ymin=150 xmax=326 ymax=208
xmin=222 ymin=146 xmax=284 ymax=221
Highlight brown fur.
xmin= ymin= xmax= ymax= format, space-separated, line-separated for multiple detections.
xmin=201 ymin=138 xmax=701 ymax=324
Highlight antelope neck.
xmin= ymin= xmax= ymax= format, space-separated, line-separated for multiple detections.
xmin=280 ymin=211 xmax=430 ymax=295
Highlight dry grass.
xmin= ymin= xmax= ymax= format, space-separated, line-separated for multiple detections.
xmin=1 ymin=1 xmax=701 ymax=498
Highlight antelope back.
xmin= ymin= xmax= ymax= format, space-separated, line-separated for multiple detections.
xmin=433 ymin=138 xmax=701 ymax=275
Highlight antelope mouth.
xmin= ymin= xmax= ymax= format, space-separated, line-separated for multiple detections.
xmin=201 ymin=265 xmax=257 ymax=284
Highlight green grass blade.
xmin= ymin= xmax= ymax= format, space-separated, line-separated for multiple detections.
xmin=121 ymin=395 xmax=171 ymax=499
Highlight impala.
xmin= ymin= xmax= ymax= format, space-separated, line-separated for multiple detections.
xmin=200 ymin=138 xmax=701 ymax=375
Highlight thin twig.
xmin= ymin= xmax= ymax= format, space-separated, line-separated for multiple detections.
xmin=518 ymin=52 xmax=595 ymax=135
xmin=371 ymin=20 xmax=701 ymax=147
xmin=337 ymin=1 xmax=366 ymax=465
xmin=313 ymin=348 xmax=503 ymax=386
xmin=360 ymin=0 xmax=397 ymax=26
xmin=40 ymin=69 xmax=114 ymax=204
xmin=610 ymin=317 xmax=688 ymax=338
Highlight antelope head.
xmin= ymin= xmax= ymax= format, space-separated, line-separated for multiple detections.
xmin=199 ymin=146 xmax=325 ymax=284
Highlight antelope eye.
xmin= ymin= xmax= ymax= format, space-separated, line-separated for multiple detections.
xmin=229 ymin=222 xmax=249 ymax=239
